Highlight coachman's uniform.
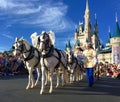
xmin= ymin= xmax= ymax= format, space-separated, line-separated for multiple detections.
xmin=83 ymin=48 xmax=98 ymax=87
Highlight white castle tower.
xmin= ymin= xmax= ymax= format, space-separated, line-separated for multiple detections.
xmin=110 ymin=15 xmax=120 ymax=64
xmin=74 ymin=0 xmax=99 ymax=50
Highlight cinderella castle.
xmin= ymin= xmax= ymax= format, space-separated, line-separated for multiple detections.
xmin=73 ymin=0 xmax=120 ymax=64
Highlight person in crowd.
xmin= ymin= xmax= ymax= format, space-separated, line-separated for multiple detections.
xmin=0 ymin=54 xmax=8 ymax=76
xmin=0 ymin=54 xmax=4 ymax=75
xmin=117 ymin=62 xmax=120 ymax=71
xmin=83 ymin=42 xmax=98 ymax=87
xmin=15 ymin=55 xmax=24 ymax=73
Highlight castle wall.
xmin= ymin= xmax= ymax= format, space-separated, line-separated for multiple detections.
xmin=110 ymin=37 xmax=120 ymax=64
xmin=98 ymin=52 xmax=112 ymax=63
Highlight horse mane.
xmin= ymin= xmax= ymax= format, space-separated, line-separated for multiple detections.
xmin=23 ymin=39 xmax=30 ymax=46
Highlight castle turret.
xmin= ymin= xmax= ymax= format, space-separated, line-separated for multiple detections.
xmin=79 ymin=22 xmax=84 ymax=34
xmin=94 ymin=13 xmax=98 ymax=35
xmin=84 ymin=0 xmax=91 ymax=41
xmin=74 ymin=0 xmax=95 ymax=50
xmin=92 ymin=14 xmax=99 ymax=49
xmin=110 ymin=14 xmax=120 ymax=64
xmin=75 ymin=28 xmax=79 ymax=40
xmin=106 ymin=27 xmax=111 ymax=47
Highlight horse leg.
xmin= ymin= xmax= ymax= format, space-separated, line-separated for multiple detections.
xmin=61 ymin=69 xmax=66 ymax=86
xmin=55 ymin=70 xmax=60 ymax=88
xmin=79 ymin=71 xmax=83 ymax=80
xmin=70 ymin=73 xmax=73 ymax=83
xmin=30 ymin=69 xmax=35 ymax=88
xmin=45 ymin=71 xmax=48 ymax=86
xmin=49 ymin=70 xmax=53 ymax=93
xmin=75 ymin=69 xmax=78 ymax=81
xmin=35 ymin=68 xmax=40 ymax=86
xmin=40 ymin=60 xmax=45 ymax=94
xmin=26 ymin=68 xmax=32 ymax=90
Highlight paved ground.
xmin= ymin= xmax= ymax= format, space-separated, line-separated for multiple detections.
xmin=0 ymin=74 xmax=120 ymax=102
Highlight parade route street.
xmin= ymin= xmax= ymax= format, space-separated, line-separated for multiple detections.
xmin=0 ymin=75 xmax=120 ymax=102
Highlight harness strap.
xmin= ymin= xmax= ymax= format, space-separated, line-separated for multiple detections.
xmin=75 ymin=57 xmax=84 ymax=72
xmin=42 ymin=48 xmax=68 ymax=71
xmin=24 ymin=46 xmax=41 ymax=68
xmin=43 ymin=45 xmax=54 ymax=58
xmin=34 ymin=48 xmax=41 ymax=68
xmin=53 ymin=49 xmax=68 ymax=70
xmin=43 ymin=48 xmax=61 ymax=71
xmin=24 ymin=46 xmax=34 ymax=61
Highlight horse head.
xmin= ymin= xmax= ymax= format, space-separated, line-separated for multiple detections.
xmin=12 ymin=37 xmax=30 ymax=56
xmin=66 ymin=48 xmax=74 ymax=64
xmin=38 ymin=31 xmax=55 ymax=55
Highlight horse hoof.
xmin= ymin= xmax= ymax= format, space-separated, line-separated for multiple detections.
xmin=40 ymin=91 xmax=43 ymax=95
xmin=45 ymin=83 xmax=47 ymax=86
xmin=55 ymin=85 xmax=58 ymax=88
xmin=49 ymin=90 xmax=52 ymax=93
xmin=26 ymin=87 xmax=30 ymax=90
xmin=31 ymin=86 xmax=34 ymax=89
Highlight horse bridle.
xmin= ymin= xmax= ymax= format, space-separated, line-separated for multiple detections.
xmin=13 ymin=39 xmax=40 ymax=66
xmin=67 ymin=50 xmax=75 ymax=64
xmin=38 ymin=32 xmax=52 ymax=54
xmin=13 ymin=40 xmax=31 ymax=54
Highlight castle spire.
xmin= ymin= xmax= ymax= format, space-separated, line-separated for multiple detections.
xmin=116 ymin=12 xmax=118 ymax=22
xmin=84 ymin=0 xmax=90 ymax=37
xmin=108 ymin=26 xmax=111 ymax=38
xmin=85 ymin=0 xmax=89 ymax=12
xmin=108 ymin=26 xmax=110 ymax=33
xmin=95 ymin=13 xmax=97 ymax=20
xmin=113 ymin=13 xmax=120 ymax=37
xmin=94 ymin=13 xmax=98 ymax=25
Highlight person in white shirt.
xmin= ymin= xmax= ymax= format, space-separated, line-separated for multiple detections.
xmin=83 ymin=42 xmax=98 ymax=87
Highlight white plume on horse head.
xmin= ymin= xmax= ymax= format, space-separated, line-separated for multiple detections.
xmin=20 ymin=36 xmax=24 ymax=39
xmin=41 ymin=31 xmax=45 ymax=34
xmin=48 ymin=30 xmax=55 ymax=45
xmin=30 ymin=32 xmax=38 ymax=47
xmin=15 ymin=37 xmax=19 ymax=42
xmin=31 ymin=32 xmax=37 ymax=39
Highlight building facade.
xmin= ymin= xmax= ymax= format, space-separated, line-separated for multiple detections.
xmin=74 ymin=0 xmax=120 ymax=64
xmin=74 ymin=0 xmax=99 ymax=50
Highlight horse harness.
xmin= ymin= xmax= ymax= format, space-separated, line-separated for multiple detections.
xmin=41 ymin=45 xmax=68 ymax=71
xmin=14 ymin=40 xmax=40 ymax=68
xmin=24 ymin=46 xmax=40 ymax=68
xmin=67 ymin=55 xmax=83 ymax=74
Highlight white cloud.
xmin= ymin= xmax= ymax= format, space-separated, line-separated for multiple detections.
xmin=0 ymin=0 xmax=15 ymax=9
xmin=0 ymin=0 xmax=27 ymax=9
xmin=2 ymin=34 xmax=13 ymax=39
xmin=16 ymin=6 xmax=42 ymax=14
xmin=0 ymin=0 xmax=75 ymax=32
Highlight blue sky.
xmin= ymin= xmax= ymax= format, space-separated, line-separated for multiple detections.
xmin=0 ymin=0 xmax=120 ymax=52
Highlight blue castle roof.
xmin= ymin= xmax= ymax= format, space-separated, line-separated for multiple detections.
xmin=112 ymin=20 xmax=120 ymax=38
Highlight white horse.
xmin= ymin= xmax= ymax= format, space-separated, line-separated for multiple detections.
xmin=12 ymin=38 xmax=41 ymax=90
xmin=65 ymin=47 xmax=84 ymax=83
xmin=37 ymin=31 xmax=68 ymax=94
xmin=30 ymin=32 xmax=48 ymax=86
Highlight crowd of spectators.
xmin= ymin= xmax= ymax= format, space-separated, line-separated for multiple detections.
xmin=0 ymin=54 xmax=27 ymax=77
xmin=1 ymin=52 xmax=120 ymax=79
xmin=96 ymin=62 xmax=120 ymax=79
